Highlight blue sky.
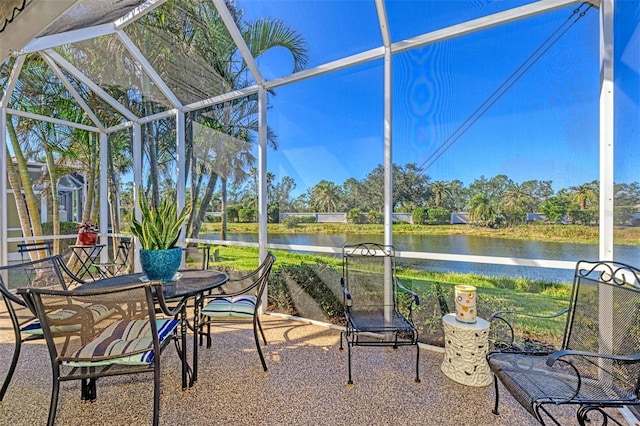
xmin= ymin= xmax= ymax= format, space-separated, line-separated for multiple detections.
xmin=240 ymin=1 xmax=639 ymax=197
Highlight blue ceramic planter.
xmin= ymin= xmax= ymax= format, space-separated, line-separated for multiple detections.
xmin=139 ymin=247 xmax=182 ymax=282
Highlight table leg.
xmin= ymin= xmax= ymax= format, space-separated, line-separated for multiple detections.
xmin=71 ymin=246 xmax=103 ymax=281
xmin=192 ymin=294 xmax=200 ymax=386
xmin=180 ymin=303 xmax=188 ymax=390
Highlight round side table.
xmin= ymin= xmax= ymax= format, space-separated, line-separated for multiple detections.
xmin=440 ymin=313 xmax=492 ymax=387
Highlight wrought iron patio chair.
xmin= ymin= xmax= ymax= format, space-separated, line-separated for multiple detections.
xmin=17 ymin=241 xmax=53 ymax=262
xmin=339 ymin=243 xmax=420 ymax=384
xmin=18 ymin=282 xmax=181 ymax=426
xmin=487 ymin=260 xmax=640 ymax=425
xmin=183 ymin=245 xmax=211 ymax=270
xmin=94 ymin=239 xmax=132 ymax=277
xmin=0 ymin=255 xmax=86 ymax=400
xmin=199 ymin=252 xmax=276 ymax=371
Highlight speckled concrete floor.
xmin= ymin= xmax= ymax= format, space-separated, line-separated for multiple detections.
xmin=0 ymin=313 xmax=545 ymax=425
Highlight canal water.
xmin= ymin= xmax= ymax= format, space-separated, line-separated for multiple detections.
xmin=203 ymin=232 xmax=639 ymax=283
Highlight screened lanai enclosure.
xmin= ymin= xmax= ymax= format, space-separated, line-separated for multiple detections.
xmin=0 ymin=0 xmax=638 ymax=343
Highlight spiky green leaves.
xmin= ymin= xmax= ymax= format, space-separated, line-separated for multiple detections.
xmin=130 ymin=192 xmax=190 ymax=250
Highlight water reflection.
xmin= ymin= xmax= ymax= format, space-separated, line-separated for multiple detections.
xmin=202 ymin=232 xmax=639 ymax=283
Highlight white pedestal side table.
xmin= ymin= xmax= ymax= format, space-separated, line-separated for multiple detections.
xmin=440 ymin=313 xmax=492 ymax=387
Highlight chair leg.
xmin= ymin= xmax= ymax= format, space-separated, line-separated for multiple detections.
xmin=0 ymin=337 xmax=21 ymax=400
xmin=492 ymin=375 xmax=500 ymax=415
xmin=253 ymin=316 xmax=268 ymax=372
xmin=153 ymin=363 xmax=160 ymax=426
xmin=414 ymin=342 xmax=421 ymax=383
xmin=47 ymin=372 xmax=61 ymax=426
xmin=256 ymin=316 xmax=267 ymax=346
xmin=81 ymin=378 xmax=97 ymax=402
xmin=347 ymin=341 xmax=353 ymax=385
xmin=205 ymin=322 xmax=212 ymax=348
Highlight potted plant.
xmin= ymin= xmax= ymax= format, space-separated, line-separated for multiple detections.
xmin=130 ymin=191 xmax=190 ymax=282
xmin=77 ymin=221 xmax=99 ymax=245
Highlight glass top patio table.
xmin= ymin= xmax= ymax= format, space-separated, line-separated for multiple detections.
xmin=77 ymin=269 xmax=228 ymax=389
xmin=78 ymin=269 xmax=227 ymax=298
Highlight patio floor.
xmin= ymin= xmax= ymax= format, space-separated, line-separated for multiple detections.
xmin=0 ymin=313 xmax=543 ymax=425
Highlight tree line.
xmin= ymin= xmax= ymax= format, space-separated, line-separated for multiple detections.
xmin=220 ymin=163 xmax=640 ymax=227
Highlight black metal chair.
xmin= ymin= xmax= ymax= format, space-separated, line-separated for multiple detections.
xmin=17 ymin=241 xmax=53 ymax=262
xmin=0 ymin=255 xmax=85 ymax=400
xmin=94 ymin=239 xmax=132 ymax=277
xmin=339 ymin=243 xmax=420 ymax=384
xmin=487 ymin=260 xmax=640 ymax=425
xmin=183 ymin=245 xmax=211 ymax=270
xmin=199 ymin=252 xmax=276 ymax=372
xmin=18 ymin=282 xmax=181 ymax=426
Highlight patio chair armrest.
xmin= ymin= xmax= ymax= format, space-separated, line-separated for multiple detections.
xmin=396 ymin=279 xmax=420 ymax=305
xmin=3 ymin=287 xmax=28 ymax=308
xmin=488 ymin=308 xmax=568 ymax=353
xmin=152 ymin=284 xmax=185 ymax=317
xmin=547 ymin=349 xmax=640 ymax=367
xmin=16 ymin=287 xmax=37 ymax=314
xmin=55 ymin=257 xmax=86 ymax=287
xmin=489 ymin=307 xmax=569 ymax=322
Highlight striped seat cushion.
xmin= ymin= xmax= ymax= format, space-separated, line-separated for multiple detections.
xmin=21 ymin=303 xmax=116 ymax=335
xmin=202 ymin=295 xmax=256 ymax=318
xmin=65 ymin=318 xmax=179 ymax=367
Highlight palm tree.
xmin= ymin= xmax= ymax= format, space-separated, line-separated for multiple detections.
xmin=172 ymin=0 xmax=307 ymax=237
xmin=6 ymin=54 xmax=87 ymax=256
xmin=310 ymin=180 xmax=342 ymax=213
xmin=210 ymin=130 xmax=254 ymax=239
xmin=570 ymin=182 xmax=598 ymax=210
xmin=468 ymin=193 xmax=494 ymax=224
xmin=431 ymin=181 xmax=452 ymax=207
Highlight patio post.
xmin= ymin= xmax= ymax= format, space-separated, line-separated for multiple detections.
xmin=258 ymin=86 xmax=268 ymax=313
xmin=176 ymin=111 xmax=186 ymax=252
xmin=598 ymin=0 xmax=615 ymax=382
xmin=132 ymin=122 xmax=142 ymax=272
xmin=99 ymin=132 xmax=108 ymax=264
xmin=377 ymin=0 xmax=394 ymax=325
xmin=0 ymin=108 xmax=6 ymax=266
xmin=599 ymin=0 xmax=614 ymax=262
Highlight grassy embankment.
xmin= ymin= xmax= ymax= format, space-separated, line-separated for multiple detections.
xmin=201 ymin=222 xmax=640 ymax=246
xmin=195 ymin=240 xmax=575 ymax=346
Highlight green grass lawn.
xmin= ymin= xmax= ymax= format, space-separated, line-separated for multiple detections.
xmin=195 ymin=245 xmax=571 ymax=346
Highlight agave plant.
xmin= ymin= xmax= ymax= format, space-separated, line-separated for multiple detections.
xmin=130 ymin=191 xmax=191 ymax=250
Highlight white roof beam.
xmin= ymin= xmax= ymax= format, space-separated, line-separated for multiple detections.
xmin=44 ymin=49 xmax=138 ymax=121
xmin=114 ymin=0 xmax=171 ymax=30
xmin=105 ymin=121 xmax=135 ymax=134
xmin=1 ymin=55 xmax=25 ymax=108
xmin=184 ymin=86 xmax=260 ymax=113
xmin=374 ymin=0 xmax=391 ymax=48
xmin=106 ymin=108 xmax=178 ymax=132
xmin=116 ymin=30 xmax=183 ymax=109
xmin=265 ymin=47 xmax=385 ymax=90
xmin=213 ymin=0 xmax=266 ymax=87
xmin=22 ymin=0 xmax=174 ymax=54
xmin=391 ymin=0 xmax=582 ymax=54
xmin=265 ymin=0 xmax=581 ymax=91
xmin=22 ymin=23 xmax=116 ymax=54
xmin=139 ymin=108 xmax=179 ymax=124
xmin=7 ymin=108 xmax=100 ymax=132
xmin=39 ymin=52 xmax=106 ymax=132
